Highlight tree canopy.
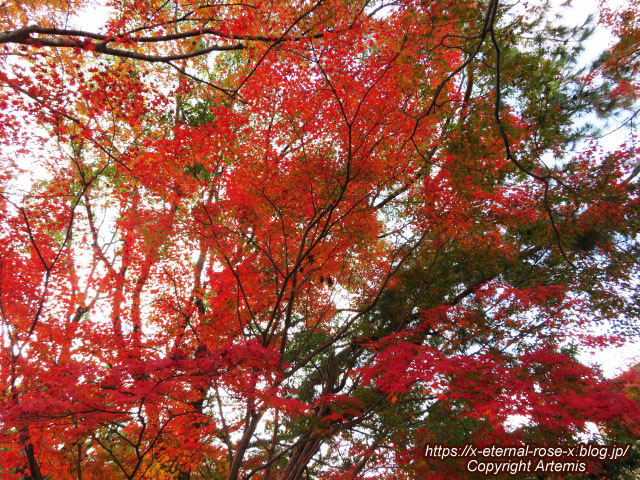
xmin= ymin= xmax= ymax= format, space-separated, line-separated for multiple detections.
xmin=0 ymin=0 xmax=639 ymax=479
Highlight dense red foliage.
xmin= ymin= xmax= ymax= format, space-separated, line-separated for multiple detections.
xmin=0 ymin=0 xmax=639 ymax=478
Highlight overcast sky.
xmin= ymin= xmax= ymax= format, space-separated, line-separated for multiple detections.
xmin=14 ymin=0 xmax=640 ymax=377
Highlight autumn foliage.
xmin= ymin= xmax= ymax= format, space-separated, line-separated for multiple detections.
xmin=0 ymin=0 xmax=639 ymax=479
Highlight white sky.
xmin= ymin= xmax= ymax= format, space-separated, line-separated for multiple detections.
xmin=7 ymin=0 xmax=638 ymax=378
xmin=553 ymin=0 xmax=640 ymax=377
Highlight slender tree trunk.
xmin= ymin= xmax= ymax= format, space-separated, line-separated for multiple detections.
xmin=76 ymin=443 xmax=83 ymax=480
xmin=227 ymin=409 xmax=262 ymax=480
xmin=280 ymin=436 xmax=323 ymax=480
xmin=20 ymin=431 xmax=44 ymax=480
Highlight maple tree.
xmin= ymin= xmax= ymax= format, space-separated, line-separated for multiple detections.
xmin=0 ymin=0 xmax=639 ymax=479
